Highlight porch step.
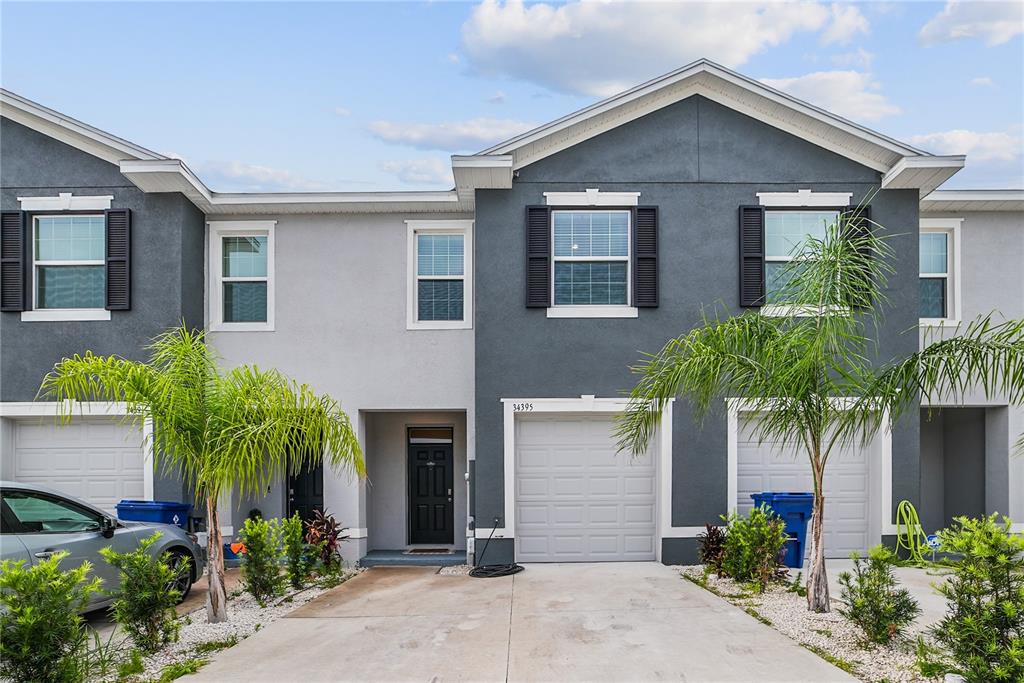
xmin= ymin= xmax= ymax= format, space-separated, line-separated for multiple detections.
xmin=359 ymin=549 xmax=467 ymax=568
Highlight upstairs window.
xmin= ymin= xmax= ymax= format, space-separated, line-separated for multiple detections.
xmin=406 ymin=220 xmax=473 ymax=330
xmin=552 ymin=210 xmax=630 ymax=306
xmin=920 ymin=219 xmax=960 ymax=324
xmin=209 ymin=221 xmax=275 ymax=331
xmin=33 ymin=215 xmax=106 ymax=310
xmin=764 ymin=209 xmax=839 ymax=303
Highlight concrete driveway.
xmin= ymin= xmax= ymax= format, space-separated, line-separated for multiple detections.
xmin=191 ymin=563 xmax=852 ymax=682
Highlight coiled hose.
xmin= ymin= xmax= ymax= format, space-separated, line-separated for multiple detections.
xmin=894 ymin=500 xmax=928 ymax=566
xmin=468 ymin=525 xmax=524 ymax=578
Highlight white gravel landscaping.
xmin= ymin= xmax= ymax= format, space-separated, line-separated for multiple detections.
xmin=100 ymin=569 xmax=359 ymax=682
xmin=678 ymin=565 xmax=939 ymax=683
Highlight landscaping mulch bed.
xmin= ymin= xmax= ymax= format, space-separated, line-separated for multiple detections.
xmin=678 ymin=565 xmax=939 ymax=683
xmin=102 ymin=569 xmax=359 ymax=682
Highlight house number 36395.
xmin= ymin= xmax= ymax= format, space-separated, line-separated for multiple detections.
xmin=513 ymin=403 xmax=534 ymax=412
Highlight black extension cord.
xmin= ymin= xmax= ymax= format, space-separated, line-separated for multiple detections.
xmin=468 ymin=523 xmax=524 ymax=578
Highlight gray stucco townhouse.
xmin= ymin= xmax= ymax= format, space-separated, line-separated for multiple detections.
xmin=2 ymin=60 xmax=1021 ymax=566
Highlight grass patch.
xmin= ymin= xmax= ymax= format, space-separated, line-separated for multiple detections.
xmin=743 ymin=607 xmax=773 ymax=626
xmin=116 ymin=649 xmax=144 ymax=681
xmin=155 ymin=657 xmax=208 ymax=682
xmin=811 ymin=627 xmax=833 ymax=638
xmin=192 ymin=635 xmax=239 ymax=656
xmin=802 ymin=644 xmax=857 ymax=675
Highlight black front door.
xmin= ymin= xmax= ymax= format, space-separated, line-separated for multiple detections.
xmin=288 ymin=462 xmax=324 ymax=524
xmin=408 ymin=443 xmax=454 ymax=544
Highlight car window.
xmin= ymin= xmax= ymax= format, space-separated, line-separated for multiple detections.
xmin=2 ymin=490 xmax=102 ymax=534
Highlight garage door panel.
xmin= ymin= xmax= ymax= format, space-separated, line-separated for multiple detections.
xmin=12 ymin=419 xmax=146 ymax=514
xmin=737 ymin=418 xmax=873 ymax=559
xmin=515 ymin=415 xmax=656 ymax=563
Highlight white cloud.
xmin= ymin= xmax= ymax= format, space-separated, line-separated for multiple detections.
xmin=367 ymin=117 xmax=536 ymax=151
xmin=461 ymin=0 xmax=835 ymax=96
xmin=970 ymin=76 xmax=995 ymax=87
xmin=486 ymin=90 xmax=506 ymax=104
xmin=196 ymin=160 xmax=330 ymax=192
xmin=908 ymin=129 xmax=1022 ymax=162
xmin=920 ymin=0 xmax=1024 ymax=46
xmin=447 ymin=52 xmax=461 ymax=64
xmin=760 ymin=70 xmax=901 ymax=121
xmin=380 ymin=158 xmax=455 ymax=186
xmin=821 ymin=3 xmax=870 ymax=45
xmin=333 ymin=106 xmax=351 ymax=116
xmin=830 ymin=48 xmax=874 ymax=69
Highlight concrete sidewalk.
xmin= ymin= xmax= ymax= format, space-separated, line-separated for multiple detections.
xmin=192 ymin=563 xmax=854 ymax=682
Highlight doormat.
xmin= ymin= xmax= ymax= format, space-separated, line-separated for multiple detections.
xmin=404 ymin=548 xmax=452 ymax=555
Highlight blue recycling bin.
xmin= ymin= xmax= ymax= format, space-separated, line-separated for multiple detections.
xmin=115 ymin=500 xmax=192 ymax=528
xmin=751 ymin=492 xmax=814 ymax=569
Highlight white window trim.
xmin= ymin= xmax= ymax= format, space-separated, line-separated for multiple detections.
xmin=23 ymin=214 xmax=108 ymax=322
xmin=17 ymin=193 xmax=113 ymax=212
xmin=920 ymin=218 xmax=962 ymax=327
xmin=549 ymin=209 xmax=634 ymax=317
xmin=0 ymin=401 xmax=154 ymax=501
xmin=208 ymin=220 xmax=276 ymax=332
xmin=488 ymin=396 xmax=674 ymax=562
xmin=405 ymin=220 xmax=473 ymax=330
xmin=543 ymin=188 xmax=641 ymax=207
xmin=756 ymin=189 xmax=852 ymax=207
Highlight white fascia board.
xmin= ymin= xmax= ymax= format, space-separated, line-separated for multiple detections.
xmin=477 ymin=60 xmax=922 ymax=163
xmin=882 ymin=155 xmax=966 ymax=195
xmin=0 ymin=401 xmax=132 ymax=417
xmin=451 ymin=154 xmax=513 ymax=169
xmin=921 ymin=189 xmax=1024 ymax=212
xmin=1 ymin=88 xmax=165 ymax=163
xmin=452 ymin=155 xmax=513 ymax=190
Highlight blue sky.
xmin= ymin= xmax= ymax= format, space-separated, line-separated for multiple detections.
xmin=2 ymin=1 xmax=1022 ymax=192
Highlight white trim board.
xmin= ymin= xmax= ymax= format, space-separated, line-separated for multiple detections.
xmin=756 ymin=190 xmax=852 ymax=207
xmin=543 ymin=189 xmax=641 ymax=207
xmin=0 ymin=401 xmax=155 ymax=502
xmin=18 ymin=193 xmax=113 ymax=211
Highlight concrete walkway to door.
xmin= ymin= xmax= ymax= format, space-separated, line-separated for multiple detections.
xmin=191 ymin=563 xmax=854 ymax=682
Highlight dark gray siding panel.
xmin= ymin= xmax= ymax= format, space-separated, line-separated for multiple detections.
xmin=0 ymin=117 xmax=205 ymax=402
xmin=474 ymin=95 xmax=921 ymax=560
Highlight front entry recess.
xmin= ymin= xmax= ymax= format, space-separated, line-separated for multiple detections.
xmin=408 ymin=437 xmax=454 ymax=545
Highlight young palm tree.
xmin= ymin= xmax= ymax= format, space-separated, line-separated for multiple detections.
xmin=615 ymin=208 xmax=1024 ymax=612
xmin=38 ymin=325 xmax=363 ymax=623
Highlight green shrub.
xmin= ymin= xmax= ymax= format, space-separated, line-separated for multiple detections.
xmin=0 ymin=551 xmax=102 ymax=683
xmin=721 ymin=506 xmax=787 ymax=592
xmin=923 ymin=514 xmax=1024 ymax=682
xmin=282 ymin=513 xmax=317 ymax=590
xmin=837 ymin=545 xmax=920 ymax=644
xmin=697 ymin=523 xmax=728 ymax=576
xmin=239 ymin=516 xmax=285 ymax=603
xmin=305 ymin=509 xmax=347 ymax=569
xmin=100 ymin=532 xmax=187 ymax=652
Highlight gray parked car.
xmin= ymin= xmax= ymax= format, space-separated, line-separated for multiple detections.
xmin=0 ymin=481 xmax=204 ymax=610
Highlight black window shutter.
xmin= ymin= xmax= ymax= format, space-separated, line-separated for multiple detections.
xmin=844 ymin=204 xmax=872 ymax=308
xmin=525 ymin=206 xmax=550 ymax=307
xmin=738 ymin=205 xmax=765 ymax=307
xmin=633 ymin=206 xmax=658 ymax=307
xmin=105 ymin=208 xmax=131 ymax=311
xmin=1 ymin=211 xmax=26 ymax=312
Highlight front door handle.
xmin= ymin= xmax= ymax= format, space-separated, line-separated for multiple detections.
xmin=34 ymin=550 xmax=56 ymax=559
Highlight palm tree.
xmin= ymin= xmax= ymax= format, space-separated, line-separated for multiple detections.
xmin=38 ymin=325 xmax=363 ymax=623
xmin=615 ymin=208 xmax=1024 ymax=612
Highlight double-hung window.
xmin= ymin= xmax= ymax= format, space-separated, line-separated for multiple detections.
xmin=407 ymin=220 xmax=473 ymax=330
xmin=920 ymin=219 xmax=960 ymax=324
xmin=764 ymin=209 xmax=839 ymax=305
xmin=552 ymin=210 xmax=630 ymax=307
xmin=33 ymin=215 xmax=106 ymax=310
xmin=209 ymin=221 xmax=275 ymax=331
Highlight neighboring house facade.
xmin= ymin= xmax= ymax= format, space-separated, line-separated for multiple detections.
xmin=0 ymin=93 xmax=204 ymax=514
xmin=1 ymin=60 xmax=1020 ymax=566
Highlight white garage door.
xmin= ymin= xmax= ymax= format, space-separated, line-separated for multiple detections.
xmin=10 ymin=418 xmax=146 ymax=514
xmin=737 ymin=418 xmax=873 ymax=559
xmin=515 ymin=414 xmax=656 ymax=562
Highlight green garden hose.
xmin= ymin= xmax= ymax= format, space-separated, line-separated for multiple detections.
xmin=894 ymin=500 xmax=928 ymax=565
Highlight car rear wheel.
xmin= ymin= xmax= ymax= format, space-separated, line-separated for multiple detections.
xmin=167 ymin=549 xmax=194 ymax=603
